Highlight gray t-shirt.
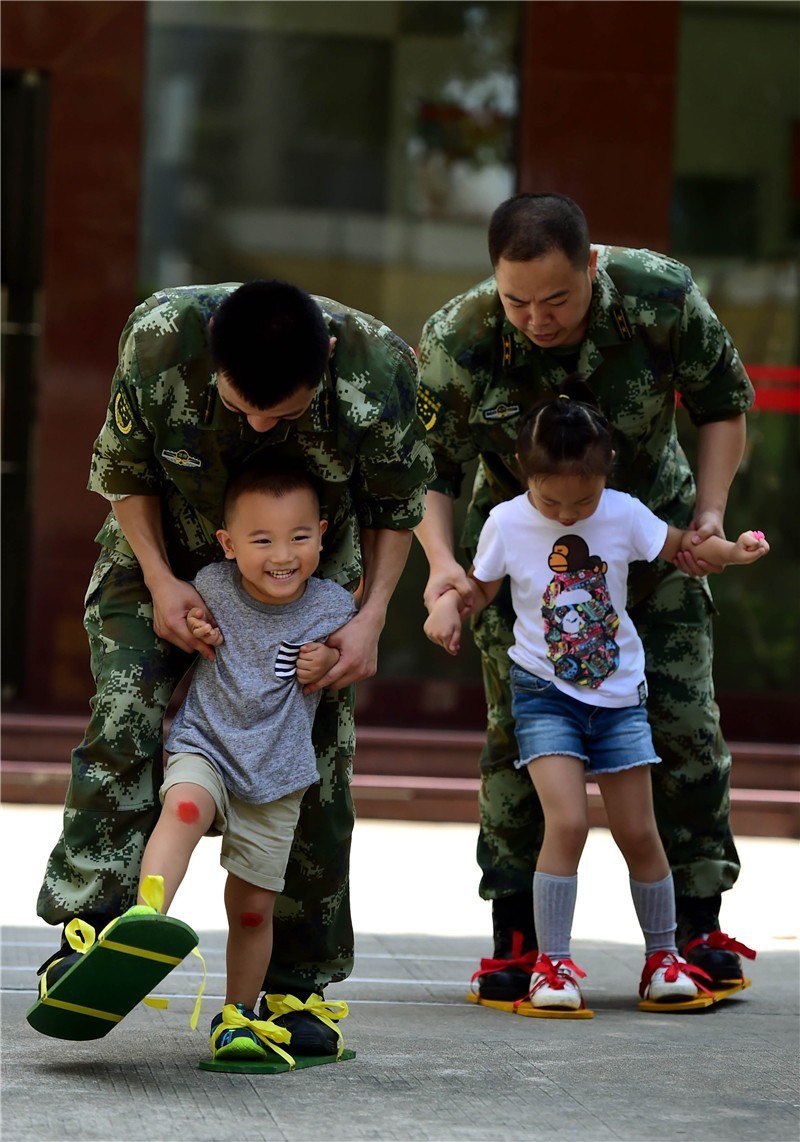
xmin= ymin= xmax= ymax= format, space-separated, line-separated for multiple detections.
xmin=165 ymin=562 xmax=356 ymax=803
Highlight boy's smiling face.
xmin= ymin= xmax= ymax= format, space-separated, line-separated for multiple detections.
xmin=216 ymin=486 xmax=326 ymax=605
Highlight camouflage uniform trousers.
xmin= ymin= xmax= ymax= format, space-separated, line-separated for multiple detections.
xmin=38 ymin=550 xmax=356 ymax=994
xmin=473 ymin=568 xmax=740 ymax=903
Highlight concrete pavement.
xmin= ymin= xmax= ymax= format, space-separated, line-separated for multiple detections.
xmin=2 ymin=805 xmax=798 ymax=1141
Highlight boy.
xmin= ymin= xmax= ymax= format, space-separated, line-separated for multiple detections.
xmin=139 ymin=465 xmax=356 ymax=1063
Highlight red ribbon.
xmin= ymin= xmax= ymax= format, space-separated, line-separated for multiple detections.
xmin=683 ymin=931 xmax=757 ymax=961
xmin=517 ymin=954 xmax=586 ymax=1010
xmin=640 ymin=951 xmax=715 ymax=999
xmin=469 ymin=930 xmax=538 ymax=989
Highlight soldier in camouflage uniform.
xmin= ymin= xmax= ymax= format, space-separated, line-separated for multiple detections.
xmin=38 ymin=279 xmax=434 ymax=1047
xmin=414 ymin=193 xmax=755 ymax=1000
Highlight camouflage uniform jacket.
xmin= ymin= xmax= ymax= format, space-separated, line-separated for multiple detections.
xmin=89 ymin=284 xmax=435 ymax=584
xmin=418 ymin=246 xmax=754 ymax=602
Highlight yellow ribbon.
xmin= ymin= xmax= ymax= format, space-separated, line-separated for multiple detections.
xmin=187 ymin=946 xmax=207 ymax=1030
xmin=211 ymin=1004 xmax=295 ymax=1068
xmin=61 ymin=874 xmax=167 ymax=957
xmin=64 ymin=917 xmax=97 ymax=955
xmin=140 ymin=874 xmax=166 ymax=912
xmin=264 ymin=993 xmax=349 ymax=1059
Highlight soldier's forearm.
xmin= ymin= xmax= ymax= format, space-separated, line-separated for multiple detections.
xmin=413 ymin=489 xmax=459 ymax=570
xmin=358 ymin=527 xmax=413 ymax=627
xmin=694 ymin=415 xmax=746 ymax=520
xmin=112 ymin=495 xmax=175 ymax=590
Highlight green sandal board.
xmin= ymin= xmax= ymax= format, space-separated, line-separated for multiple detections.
xmin=199 ymin=1049 xmax=356 ymax=1074
xmin=27 ymin=909 xmax=199 ymax=1042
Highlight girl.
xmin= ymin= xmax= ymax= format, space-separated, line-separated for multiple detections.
xmin=424 ymin=379 xmax=769 ymax=1013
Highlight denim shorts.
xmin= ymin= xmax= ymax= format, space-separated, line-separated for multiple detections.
xmin=510 ymin=664 xmax=661 ymax=774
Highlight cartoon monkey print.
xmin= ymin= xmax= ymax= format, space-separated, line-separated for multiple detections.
xmin=542 ymin=536 xmax=620 ymax=688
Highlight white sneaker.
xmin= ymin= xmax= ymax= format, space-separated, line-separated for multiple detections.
xmin=529 ymin=955 xmax=585 ymax=1010
xmin=640 ymin=951 xmax=700 ymax=1002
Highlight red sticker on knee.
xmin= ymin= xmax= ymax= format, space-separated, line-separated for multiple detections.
xmin=240 ymin=912 xmax=264 ymax=928
xmin=176 ymin=800 xmax=200 ymax=824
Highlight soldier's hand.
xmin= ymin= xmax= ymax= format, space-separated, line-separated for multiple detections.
xmin=302 ymin=611 xmax=381 ymax=693
xmin=150 ymin=578 xmax=219 ymax=661
xmin=673 ymin=511 xmax=725 ymax=578
xmin=423 ymin=562 xmax=474 ymax=614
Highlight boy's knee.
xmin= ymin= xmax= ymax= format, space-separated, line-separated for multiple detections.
xmin=239 ymin=911 xmax=266 ymax=928
xmin=176 ymin=799 xmax=201 ymax=824
xmin=163 ymin=785 xmax=215 ymax=828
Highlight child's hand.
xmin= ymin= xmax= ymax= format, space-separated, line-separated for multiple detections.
xmin=187 ymin=607 xmax=224 ymax=647
xmin=297 ymin=641 xmax=340 ymax=687
xmin=734 ymin=530 xmax=770 ymax=563
xmin=423 ymin=590 xmax=464 ymax=656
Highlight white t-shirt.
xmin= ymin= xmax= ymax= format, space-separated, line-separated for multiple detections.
xmin=472 ymin=489 xmax=668 ymax=708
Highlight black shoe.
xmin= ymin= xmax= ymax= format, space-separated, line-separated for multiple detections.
xmin=476 ymin=958 xmax=534 ymax=1002
xmin=258 ymin=990 xmax=339 ymax=1056
xmin=676 ymin=896 xmax=756 ymax=984
xmin=474 ymin=893 xmax=538 ymax=1002
xmin=37 ymin=941 xmax=72 ymax=976
xmin=36 ymin=912 xmax=116 ymax=977
xmin=37 ymin=949 xmax=82 ymax=991
xmin=210 ymin=1004 xmax=271 ymax=1062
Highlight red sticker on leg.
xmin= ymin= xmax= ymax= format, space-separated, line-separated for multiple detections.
xmin=177 ymin=800 xmax=200 ymax=824
xmin=240 ymin=912 xmax=264 ymax=928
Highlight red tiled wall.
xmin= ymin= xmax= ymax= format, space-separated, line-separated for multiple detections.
xmin=3 ymin=2 xmax=146 ymax=708
xmin=518 ymin=1 xmax=679 ymax=251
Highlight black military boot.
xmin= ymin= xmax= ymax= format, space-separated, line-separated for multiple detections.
xmin=258 ymin=988 xmax=340 ymax=1056
xmin=676 ymin=895 xmax=756 ymax=985
xmin=474 ymin=892 xmax=538 ymax=1002
xmin=37 ymin=911 xmax=117 ymax=987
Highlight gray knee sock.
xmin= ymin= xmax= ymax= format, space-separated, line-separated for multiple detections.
xmin=630 ymin=872 xmax=678 ymax=955
xmin=533 ymin=872 xmax=578 ymax=961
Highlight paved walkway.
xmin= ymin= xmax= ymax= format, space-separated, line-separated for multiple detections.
xmin=2 ymin=806 xmax=798 ymax=1141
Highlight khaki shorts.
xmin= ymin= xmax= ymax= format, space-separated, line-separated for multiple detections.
xmin=160 ymin=752 xmax=308 ymax=892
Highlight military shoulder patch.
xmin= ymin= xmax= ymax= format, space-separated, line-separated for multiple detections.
xmin=114 ymin=390 xmax=134 ymax=435
xmin=611 ymin=306 xmax=633 ymax=341
xmin=417 ymin=385 xmax=441 ymax=430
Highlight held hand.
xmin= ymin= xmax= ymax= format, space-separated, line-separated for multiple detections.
xmin=302 ymin=610 xmax=382 ymax=694
xmin=422 ymin=562 xmax=474 ymax=615
xmin=150 ymin=579 xmax=219 ymax=661
xmin=187 ymin=608 xmax=224 ymax=648
xmin=296 ymin=642 xmax=340 ymax=686
xmin=423 ymin=590 xmax=464 ymax=655
xmin=673 ymin=510 xmax=725 ymax=577
xmin=733 ymin=530 xmax=770 ymax=563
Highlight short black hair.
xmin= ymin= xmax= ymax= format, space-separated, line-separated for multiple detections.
xmin=223 ymin=463 xmax=322 ymax=524
xmin=488 ymin=194 xmax=591 ymax=270
xmin=210 ymin=280 xmax=330 ymax=407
